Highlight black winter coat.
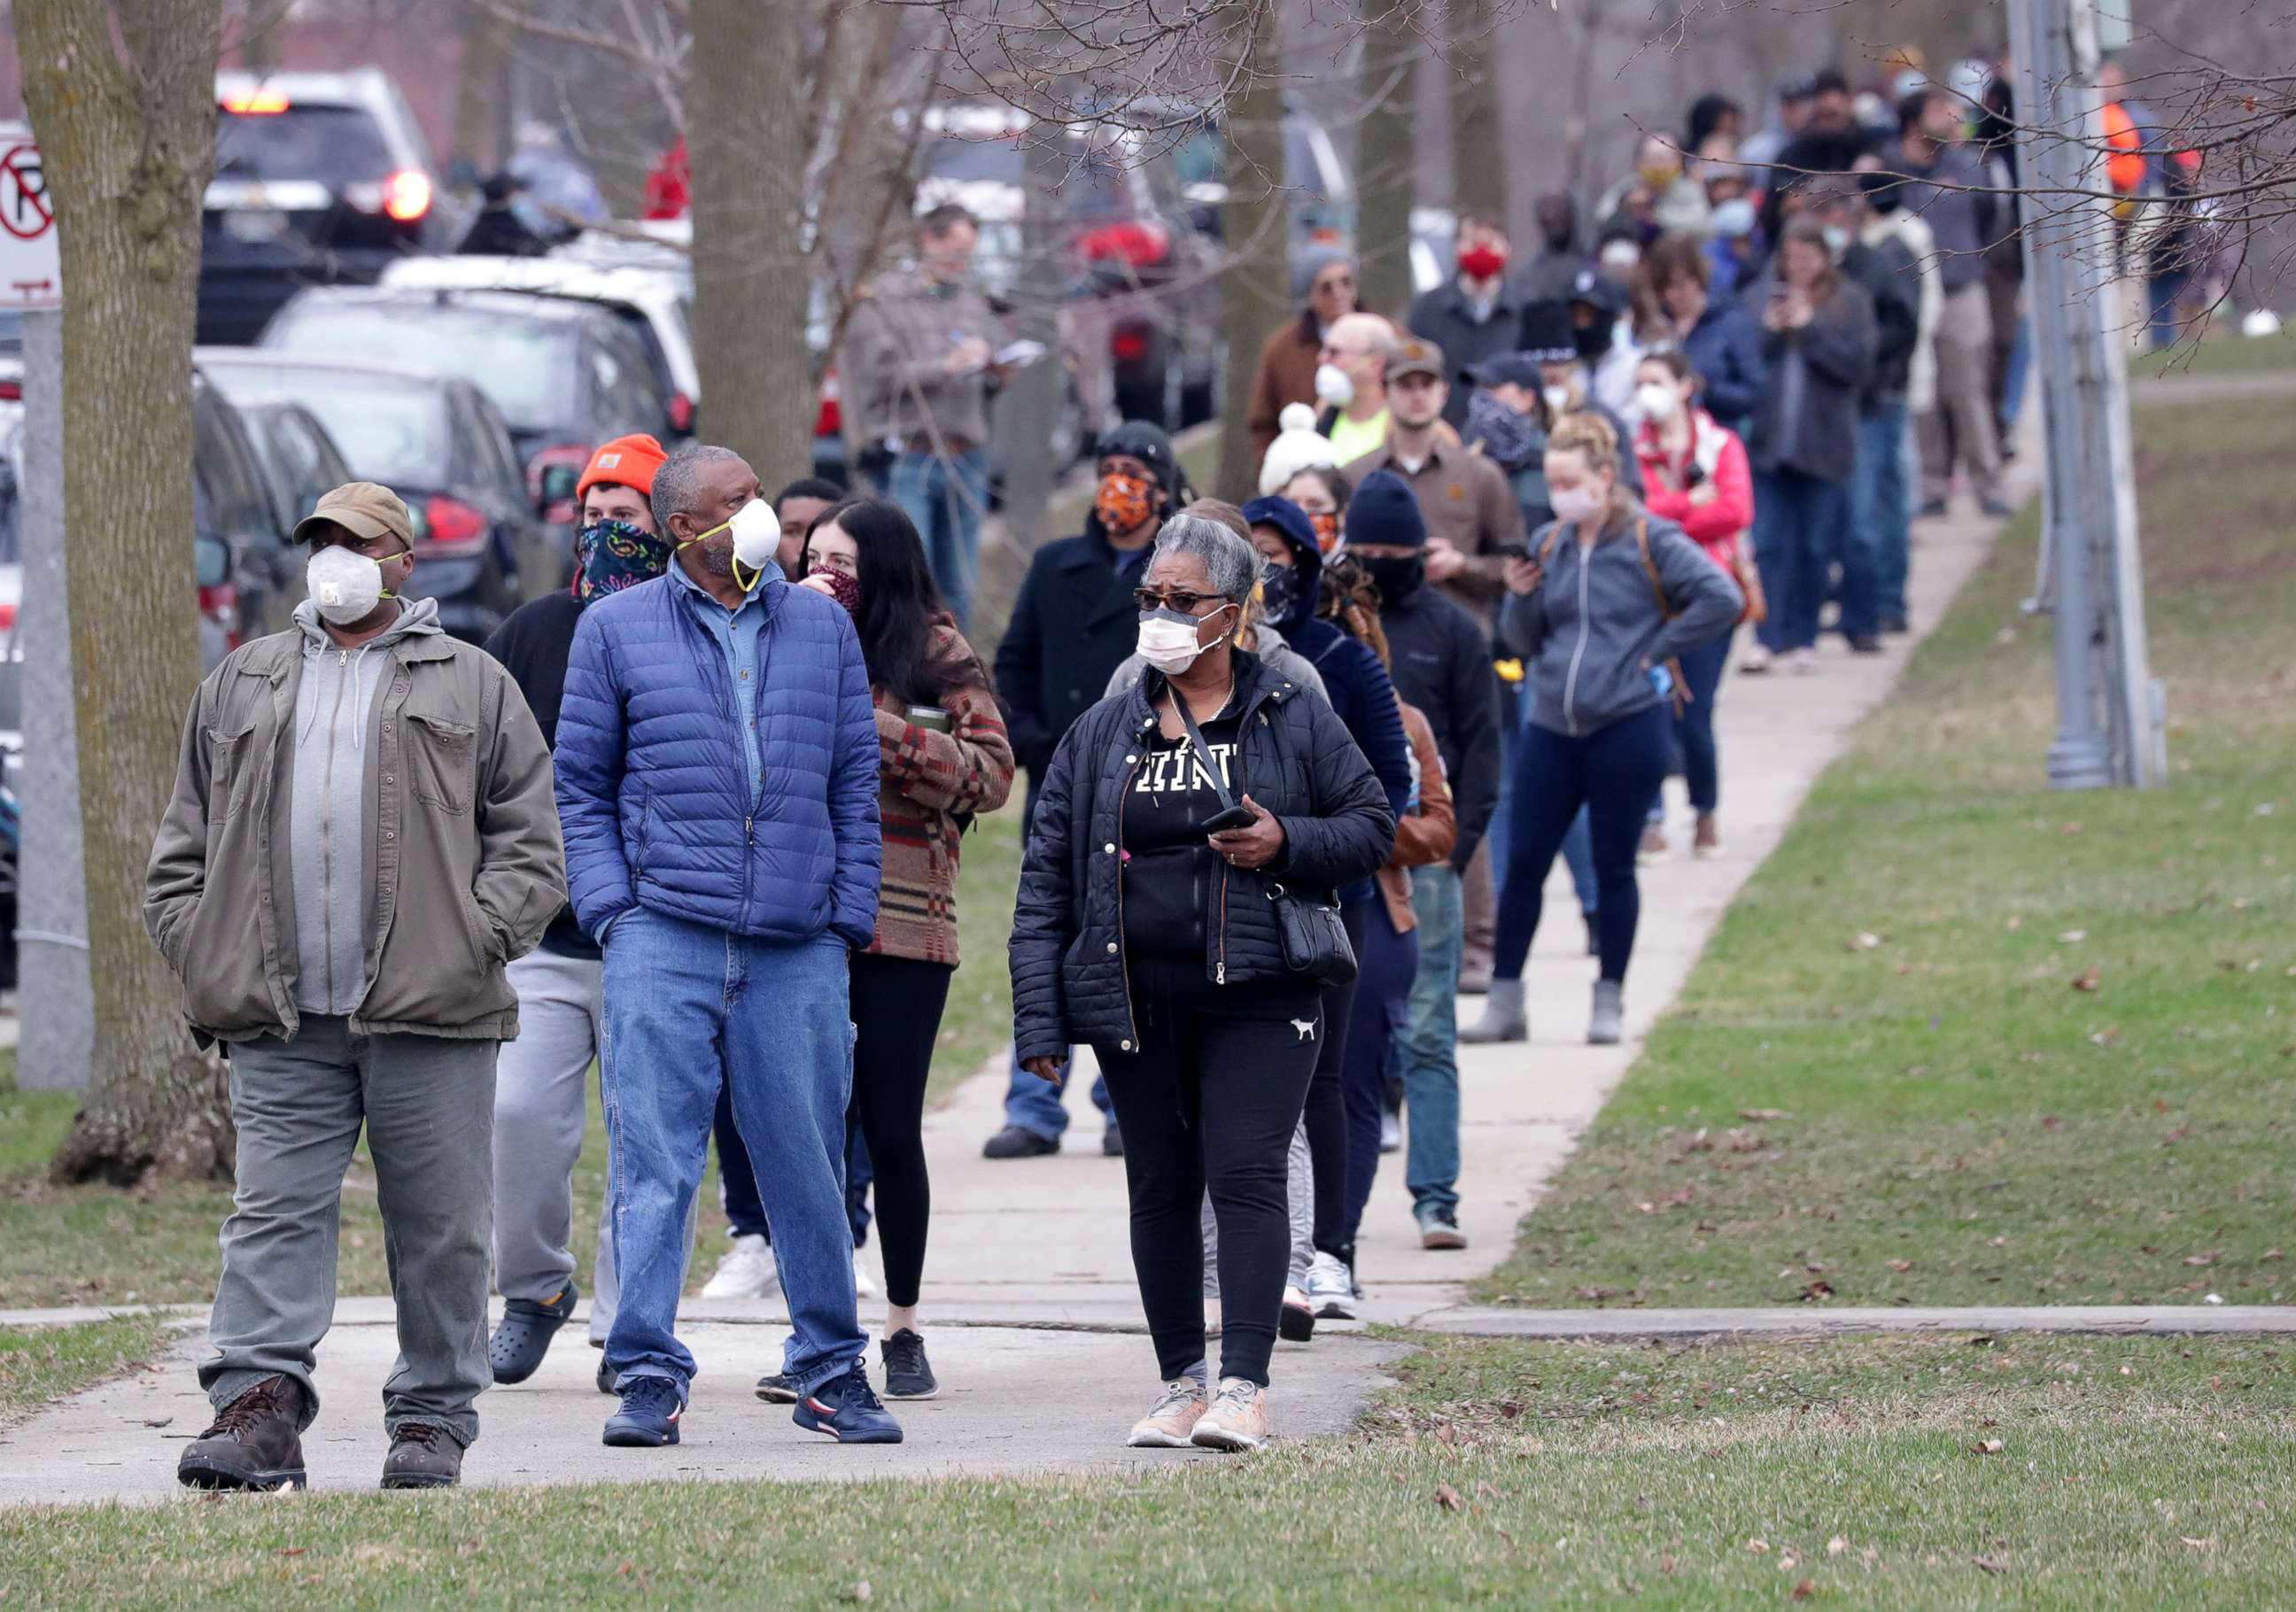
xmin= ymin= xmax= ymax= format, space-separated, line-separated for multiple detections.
xmin=993 ymin=522 xmax=1151 ymax=825
xmin=1010 ymin=652 xmax=1396 ymax=1061
xmin=1745 ymin=278 xmax=1877 ymax=487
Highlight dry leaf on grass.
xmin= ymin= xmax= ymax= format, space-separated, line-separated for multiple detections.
xmin=1747 ymin=1538 xmax=1771 ymax=1554
xmin=1973 ymin=1438 xmax=2005 ymax=1455
xmin=1738 ymin=1107 xmax=1788 ymax=1121
xmin=1792 ymin=1580 xmax=1818 ymax=1601
xmin=2072 ymin=965 xmax=2101 ymax=992
xmin=1827 ymin=1537 xmax=1850 ymax=1557
xmin=1434 ymin=1484 xmax=1466 ymax=1513
xmin=1972 ymin=1554 xmax=2011 ymax=1574
xmin=1889 ymin=1259 xmax=1912 ymax=1272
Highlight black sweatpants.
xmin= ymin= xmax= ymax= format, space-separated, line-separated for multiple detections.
xmin=1096 ymin=957 xmax=1321 ymax=1388
xmin=1304 ymin=894 xmax=1370 ymax=1258
xmin=844 ymin=951 xmax=954 ymax=1310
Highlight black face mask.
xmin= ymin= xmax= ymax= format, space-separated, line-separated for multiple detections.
xmin=1358 ymin=554 xmax=1424 ymax=606
xmin=1574 ymin=320 xmax=1613 ymax=362
xmin=1259 ymin=563 xmax=1300 ymax=624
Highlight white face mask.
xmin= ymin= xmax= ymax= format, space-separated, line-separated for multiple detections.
xmin=1821 ymin=224 xmax=1851 ymax=259
xmin=726 ymin=498 xmax=780 ymax=571
xmin=1136 ymin=605 xmax=1230 ymax=677
xmin=1314 ymin=362 xmax=1355 ymax=407
xmin=306 ymin=544 xmax=392 ymax=625
xmin=1542 ymin=383 xmax=1574 ymax=419
xmin=1550 ymin=483 xmax=1607 ymax=525
xmin=1636 ymin=381 xmax=1681 ymax=422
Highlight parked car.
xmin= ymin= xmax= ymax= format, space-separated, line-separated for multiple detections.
xmin=238 ymin=398 xmax=353 ymax=539
xmin=197 ymin=349 xmax=539 ymax=642
xmin=259 ymin=285 xmax=672 ymax=525
xmin=190 ymin=370 xmax=300 ymax=647
xmin=1167 ymin=104 xmax=1357 ymax=261
xmin=202 ymin=68 xmax=457 ymax=345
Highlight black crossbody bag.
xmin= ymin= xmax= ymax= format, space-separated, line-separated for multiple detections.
xmin=1170 ymin=693 xmax=1358 ymax=987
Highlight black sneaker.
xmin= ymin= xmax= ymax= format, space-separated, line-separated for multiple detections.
xmin=1849 ymin=634 xmax=1884 ymax=655
xmin=1100 ymin=1127 xmax=1125 ymax=1158
xmin=755 ymin=1370 xmax=799 ymax=1404
xmin=1879 ymin=614 xmax=1910 ymax=634
xmin=177 ymin=1375 xmax=306 ymax=1492
xmin=488 ymin=1280 xmax=578 ymax=1385
xmin=1918 ymin=498 xmax=1948 ymax=520
xmin=880 ymin=1328 xmax=939 ymax=1399
xmin=381 ymin=1422 xmax=462 ymax=1490
xmin=981 ymin=1125 xmax=1059 ymax=1160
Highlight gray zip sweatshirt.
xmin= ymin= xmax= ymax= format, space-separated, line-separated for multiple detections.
xmin=288 ymin=596 xmax=443 ymax=1016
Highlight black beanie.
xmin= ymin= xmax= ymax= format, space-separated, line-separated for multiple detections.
xmin=1344 ymin=470 xmax=1426 ymax=549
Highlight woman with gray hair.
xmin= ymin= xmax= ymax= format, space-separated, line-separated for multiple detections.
xmin=1009 ymin=513 xmax=1394 ymax=1453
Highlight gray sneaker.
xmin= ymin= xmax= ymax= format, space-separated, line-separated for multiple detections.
xmin=1589 ymin=980 xmax=1624 ymax=1045
xmin=1415 ymin=1204 xmax=1467 ymax=1250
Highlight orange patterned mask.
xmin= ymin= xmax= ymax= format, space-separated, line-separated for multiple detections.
xmin=1095 ymin=471 xmax=1157 ymax=536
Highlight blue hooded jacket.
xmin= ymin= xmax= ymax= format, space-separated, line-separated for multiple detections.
xmin=554 ymin=565 xmax=882 ymax=948
xmin=1241 ymin=494 xmax=1413 ymax=832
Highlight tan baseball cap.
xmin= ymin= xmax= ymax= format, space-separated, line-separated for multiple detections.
xmin=291 ymin=481 xmax=415 ymax=548
xmin=1390 ymin=337 xmax=1447 ymax=383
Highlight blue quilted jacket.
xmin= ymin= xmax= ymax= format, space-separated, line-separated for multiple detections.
xmin=555 ymin=569 xmax=881 ymax=948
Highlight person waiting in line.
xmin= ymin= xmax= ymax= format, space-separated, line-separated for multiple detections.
xmin=770 ymin=477 xmax=844 ymax=580
xmin=483 ymin=435 xmax=676 ymax=1397
xmin=1258 ymin=402 xmax=1341 ymax=502
xmin=1105 ymin=500 xmax=1328 ymax=702
xmin=1338 ymin=470 xmax=1499 ymax=1252
xmin=1468 ymin=413 xmax=1740 ymax=1049
xmin=1240 ymin=494 xmax=1413 ymax=1325
xmin=1309 ymin=551 xmax=1457 ymax=1313
xmin=1277 ymin=462 xmax=1350 ymax=553
xmin=1523 ymin=300 xmax=1644 ymax=497
xmin=1638 ymin=235 xmax=1766 ymax=437
xmin=1247 ymin=249 xmax=1358 ymax=463
xmin=1742 ymin=215 xmax=1878 ymax=673
xmin=764 ymin=498 xmax=1011 ymax=1404
xmin=1009 ymin=515 xmax=1393 ymax=1453
xmin=1629 ymin=351 xmax=1755 ymax=861
xmin=1459 ymin=353 xmax=1555 ymax=532
xmin=1314 ymin=311 xmax=1400 ymax=465
xmin=984 ymin=420 xmax=1193 ymax=1161
xmin=1408 ymin=213 xmax=1527 ymax=430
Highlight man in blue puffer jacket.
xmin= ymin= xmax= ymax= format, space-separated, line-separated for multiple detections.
xmin=555 ymin=443 xmax=901 ymax=1448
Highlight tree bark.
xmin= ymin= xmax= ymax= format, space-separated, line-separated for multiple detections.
xmin=19 ymin=0 xmax=234 ymax=1184
xmin=452 ymin=4 xmax=516 ymax=177
xmin=1214 ymin=0 xmax=1289 ymax=504
xmin=686 ymin=0 xmax=815 ymax=491
xmin=1354 ymin=0 xmax=1416 ymax=319
xmin=1450 ymin=0 xmax=1507 ymax=224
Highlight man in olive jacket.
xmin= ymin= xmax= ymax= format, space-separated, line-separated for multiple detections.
xmin=144 ymin=481 xmax=562 ymax=1494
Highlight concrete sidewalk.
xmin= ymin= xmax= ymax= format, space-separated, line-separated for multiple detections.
xmin=0 ymin=484 xmax=2020 ymax=1506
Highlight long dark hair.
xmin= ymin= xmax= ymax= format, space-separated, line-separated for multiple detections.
xmin=803 ymin=497 xmax=991 ymax=709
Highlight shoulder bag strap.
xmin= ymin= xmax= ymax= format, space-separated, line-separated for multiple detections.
xmin=1169 ymin=688 xmax=1240 ymax=813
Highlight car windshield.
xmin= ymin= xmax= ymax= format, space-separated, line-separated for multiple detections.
xmin=237 ymin=374 xmax=449 ymax=486
xmin=268 ymin=303 xmax=575 ymax=433
xmin=215 ymin=105 xmax=397 ymax=184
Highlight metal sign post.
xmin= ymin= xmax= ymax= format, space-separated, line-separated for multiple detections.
xmin=0 ymin=124 xmax=92 ymax=1089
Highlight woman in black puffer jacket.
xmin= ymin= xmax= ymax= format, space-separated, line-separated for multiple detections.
xmin=1010 ymin=514 xmax=1392 ymax=1455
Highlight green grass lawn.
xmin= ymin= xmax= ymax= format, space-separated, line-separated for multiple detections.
xmin=2134 ymin=325 xmax=2296 ymax=379
xmin=0 ymin=811 xmax=1023 ymax=1310
xmin=0 ymin=1315 xmax=175 ymax=1426
xmin=2 ymin=1331 xmax=2290 ymax=1608
xmin=1478 ymin=370 xmax=2295 ymax=1311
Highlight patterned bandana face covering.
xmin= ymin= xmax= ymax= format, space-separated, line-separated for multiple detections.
xmin=573 ymin=519 xmax=675 ymax=604
xmin=1094 ymin=470 xmax=1158 ymax=537
xmin=813 ymin=567 xmax=861 ymax=614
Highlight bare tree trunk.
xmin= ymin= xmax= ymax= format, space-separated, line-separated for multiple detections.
xmin=1214 ymin=0 xmax=1288 ymax=504
xmin=1450 ymin=0 xmax=1506 ymax=223
xmin=687 ymin=0 xmax=814 ymax=489
xmin=19 ymin=0 xmax=234 ymax=1184
xmin=1354 ymin=1 xmax=1416 ymax=318
xmin=453 ymin=4 xmax=516 ymax=178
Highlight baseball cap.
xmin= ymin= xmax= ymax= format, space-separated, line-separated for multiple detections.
xmin=291 ymin=481 xmax=415 ymax=549
xmin=1464 ymin=352 xmax=1543 ymax=390
xmin=1568 ymin=268 xmax=1629 ymax=319
xmin=1390 ymin=337 xmax=1447 ymax=383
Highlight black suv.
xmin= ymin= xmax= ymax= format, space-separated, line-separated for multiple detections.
xmin=201 ymin=68 xmax=454 ymax=345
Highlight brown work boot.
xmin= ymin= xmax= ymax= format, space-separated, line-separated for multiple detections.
xmin=177 ymin=1375 xmax=308 ymax=1492
xmin=381 ymin=1421 xmax=464 ymax=1490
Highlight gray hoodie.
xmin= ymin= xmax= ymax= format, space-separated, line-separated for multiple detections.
xmin=289 ymin=596 xmax=444 ymax=1016
xmin=1496 ymin=513 xmax=1741 ymax=737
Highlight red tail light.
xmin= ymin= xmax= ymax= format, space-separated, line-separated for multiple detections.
xmin=0 ymin=601 xmax=17 ymax=632
xmin=423 ymin=495 xmax=489 ymax=554
xmin=384 ymin=169 xmax=432 ymax=222
xmin=1111 ymin=327 xmax=1150 ymax=363
xmin=668 ymin=391 xmax=695 ymax=434
xmin=0 ymin=379 xmax=20 ymax=401
xmin=815 ymin=368 xmax=841 ymax=438
xmin=196 ymin=583 xmax=240 ymax=647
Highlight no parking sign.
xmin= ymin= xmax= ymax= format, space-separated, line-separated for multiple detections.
xmin=0 ymin=125 xmax=59 ymax=309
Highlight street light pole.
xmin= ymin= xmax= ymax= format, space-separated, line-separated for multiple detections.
xmin=2009 ymin=0 xmax=2164 ymax=788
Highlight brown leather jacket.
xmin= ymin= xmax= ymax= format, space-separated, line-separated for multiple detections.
xmin=1377 ymin=700 xmax=1457 ymax=933
xmin=144 ymin=622 xmax=562 ymax=1046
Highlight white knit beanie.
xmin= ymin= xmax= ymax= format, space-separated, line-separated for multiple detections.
xmin=1258 ymin=403 xmax=1340 ymax=496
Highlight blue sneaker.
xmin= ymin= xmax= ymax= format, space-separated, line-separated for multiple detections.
xmin=792 ymin=1360 xmax=904 ymax=1445
xmin=602 ymin=1376 xmax=683 ymax=1447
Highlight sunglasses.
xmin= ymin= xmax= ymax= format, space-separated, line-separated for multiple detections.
xmin=1315 ymin=274 xmax=1355 ymax=290
xmin=1134 ymin=587 xmax=1225 ymax=615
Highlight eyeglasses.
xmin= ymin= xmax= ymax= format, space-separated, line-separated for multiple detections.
xmin=1134 ymin=587 xmax=1222 ymax=614
xmin=1315 ymin=274 xmax=1355 ymax=291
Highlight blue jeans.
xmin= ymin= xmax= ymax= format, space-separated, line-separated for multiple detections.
xmin=1400 ymin=864 xmax=1463 ymax=1217
xmin=2147 ymin=268 xmax=2192 ymax=352
xmin=888 ymin=448 xmax=990 ymax=631
xmin=1999 ymin=314 xmax=2032 ymax=435
xmin=1752 ymin=468 xmax=1851 ymax=653
xmin=1648 ymin=631 xmax=1730 ymax=818
xmin=1853 ymin=405 xmax=1911 ymax=628
xmin=721 ymin=1079 xmax=873 ymax=1249
xmin=1341 ymin=898 xmax=1418 ymax=1246
xmin=601 ymin=911 xmax=863 ymax=1399
xmin=1001 ymin=1047 xmax=1118 ymax=1143
xmin=1498 ymin=707 xmax=1672 ymax=985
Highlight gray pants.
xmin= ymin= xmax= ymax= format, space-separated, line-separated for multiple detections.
xmin=1918 ymin=282 xmax=2003 ymax=506
xmin=491 ymin=949 xmax=619 ymax=1343
xmin=202 ymin=1017 xmax=498 ymax=1447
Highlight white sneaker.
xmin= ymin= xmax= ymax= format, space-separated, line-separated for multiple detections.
xmin=1739 ymin=643 xmax=1772 ymax=675
xmin=1378 ymin=1110 xmax=1401 ymax=1154
xmin=854 ymin=1250 xmax=879 ymax=1299
xmin=1786 ymin=647 xmax=1819 ymax=676
xmin=699 ymin=1233 xmax=778 ymax=1300
xmin=1305 ymin=1251 xmax=1355 ymax=1320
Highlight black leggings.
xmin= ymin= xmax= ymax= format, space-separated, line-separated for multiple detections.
xmin=1304 ymin=895 xmax=1370 ymax=1258
xmin=1097 ymin=957 xmax=1320 ymax=1387
xmin=844 ymin=951 xmax=953 ymax=1310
